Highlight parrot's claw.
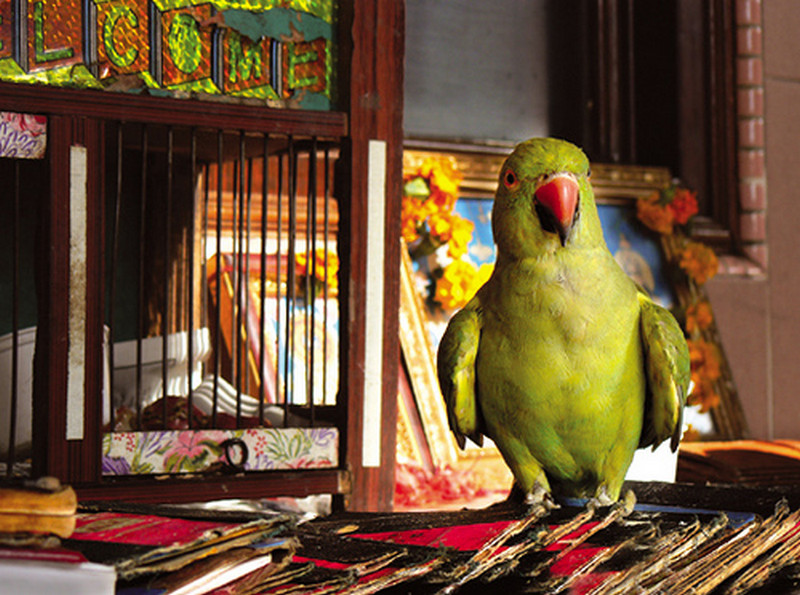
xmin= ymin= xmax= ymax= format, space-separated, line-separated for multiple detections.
xmin=588 ymin=485 xmax=616 ymax=509
xmin=503 ymin=481 xmax=557 ymax=513
xmin=524 ymin=482 xmax=558 ymax=512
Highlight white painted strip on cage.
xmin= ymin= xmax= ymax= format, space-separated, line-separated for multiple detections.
xmin=67 ymin=145 xmax=88 ymax=440
xmin=362 ymin=140 xmax=386 ymax=468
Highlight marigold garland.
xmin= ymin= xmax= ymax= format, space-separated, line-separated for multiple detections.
xmin=403 ymin=156 xmax=491 ymax=310
xmin=680 ymin=241 xmax=719 ymax=286
xmin=688 ymin=339 xmax=723 ymax=412
xmin=686 ymin=300 xmax=714 ymax=334
xmin=635 ymin=182 xmax=723 ymax=419
xmin=636 ymin=196 xmax=675 ymax=235
xmin=296 ymin=247 xmax=339 ymax=296
xmin=636 ymin=186 xmax=700 ymax=236
xmin=402 ymin=156 xmax=465 ymax=250
xmin=434 ymin=260 xmax=493 ymax=311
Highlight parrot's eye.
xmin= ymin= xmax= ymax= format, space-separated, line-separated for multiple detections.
xmin=503 ymin=169 xmax=519 ymax=189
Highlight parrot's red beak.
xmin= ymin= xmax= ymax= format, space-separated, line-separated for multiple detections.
xmin=534 ymin=175 xmax=579 ymax=245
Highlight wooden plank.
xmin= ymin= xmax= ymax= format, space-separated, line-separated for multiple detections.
xmin=0 ymin=81 xmax=346 ymax=139
xmin=337 ymin=0 xmax=404 ymax=512
xmin=75 ymin=469 xmax=350 ymax=503
xmin=32 ymin=115 xmax=71 ymax=479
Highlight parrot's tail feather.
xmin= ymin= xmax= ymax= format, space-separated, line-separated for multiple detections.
xmin=454 ymin=433 xmax=466 ymax=450
xmin=670 ymin=385 xmax=686 ymax=452
xmin=468 ymin=433 xmax=484 ymax=448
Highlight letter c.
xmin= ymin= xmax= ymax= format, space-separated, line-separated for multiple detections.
xmin=103 ymin=6 xmax=139 ymax=69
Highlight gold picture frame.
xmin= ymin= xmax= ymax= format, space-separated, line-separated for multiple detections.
xmin=397 ymin=242 xmax=513 ymax=494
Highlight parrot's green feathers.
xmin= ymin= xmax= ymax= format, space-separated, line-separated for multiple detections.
xmin=437 ymin=306 xmax=484 ymax=449
xmin=491 ymin=138 xmax=603 ymax=258
xmin=498 ymin=137 xmax=590 ymax=181
xmin=436 ymin=137 xmax=691 ymax=503
xmin=638 ymin=293 xmax=691 ymax=452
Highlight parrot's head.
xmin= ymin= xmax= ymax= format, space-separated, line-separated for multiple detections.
xmin=492 ymin=138 xmax=602 ymax=259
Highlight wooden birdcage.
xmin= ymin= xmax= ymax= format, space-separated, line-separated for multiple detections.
xmin=0 ymin=0 xmax=403 ymax=512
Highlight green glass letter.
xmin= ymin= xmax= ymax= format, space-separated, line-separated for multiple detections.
xmin=167 ymin=13 xmax=201 ymax=75
xmin=288 ymin=44 xmax=318 ymax=89
xmin=228 ymin=33 xmax=262 ymax=84
xmin=103 ymin=6 xmax=139 ymax=68
xmin=33 ymin=2 xmax=74 ymax=63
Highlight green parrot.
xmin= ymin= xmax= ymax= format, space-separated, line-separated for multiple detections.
xmin=436 ymin=137 xmax=690 ymax=504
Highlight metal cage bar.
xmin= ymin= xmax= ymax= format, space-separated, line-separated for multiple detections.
xmin=98 ymin=124 xmax=340 ymax=455
xmin=5 ymin=161 xmax=20 ymax=476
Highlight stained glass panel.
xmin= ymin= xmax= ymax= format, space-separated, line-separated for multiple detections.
xmin=0 ymin=0 xmax=336 ymax=110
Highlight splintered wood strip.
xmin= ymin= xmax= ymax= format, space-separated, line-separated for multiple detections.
xmin=646 ymin=501 xmax=800 ymax=595
xmin=536 ymin=506 xmax=596 ymax=548
xmin=548 ymin=491 xmax=636 ymax=567
xmin=262 ymin=551 xmax=439 ymax=595
xmin=687 ymin=504 xmax=800 ymax=595
xmin=643 ymin=520 xmax=762 ymax=594
xmin=723 ymin=519 xmax=800 ymax=595
xmin=345 ymin=550 xmax=407 ymax=577
xmin=266 ymin=574 xmax=351 ymax=595
xmin=434 ymin=502 xmax=553 ymax=593
xmin=473 ymin=502 xmax=553 ymax=561
xmin=585 ymin=514 xmax=729 ymax=595
xmin=523 ymin=491 xmax=636 ymax=581
xmin=206 ymin=560 xmax=319 ymax=595
xmin=338 ymin=557 xmax=444 ymax=595
xmin=460 ymin=535 xmax=544 ymax=585
xmin=548 ymin=527 xmax=654 ymax=594
xmin=113 ymin=519 xmax=296 ymax=581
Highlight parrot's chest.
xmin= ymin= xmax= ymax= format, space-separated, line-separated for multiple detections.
xmin=477 ymin=262 xmax=643 ymax=426
xmin=476 ymin=271 xmax=645 ymax=486
xmin=488 ymin=266 xmax=618 ymax=349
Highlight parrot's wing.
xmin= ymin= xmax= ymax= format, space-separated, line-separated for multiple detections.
xmin=638 ymin=293 xmax=691 ymax=452
xmin=437 ymin=307 xmax=485 ymax=449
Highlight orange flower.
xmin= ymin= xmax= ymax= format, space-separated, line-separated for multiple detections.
xmin=428 ymin=182 xmax=458 ymax=212
xmin=434 ymin=260 xmax=474 ymax=310
xmin=434 ymin=260 xmax=492 ymax=311
xmin=401 ymin=196 xmax=426 ymax=242
xmin=687 ymin=338 xmax=722 ymax=413
xmin=296 ymin=248 xmax=339 ymax=294
xmin=446 ymin=215 xmax=475 ymax=259
xmin=689 ymin=338 xmax=722 ymax=378
xmin=428 ymin=211 xmax=455 ymax=244
xmin=408 ymin=157 xmax=461 ymax=216
xmin=427 ymin=211 xmax=475 ymax=258
xmin=689 ymin=338 xmax=722 ymax=390
xmin=686 ymin=300 xmax=714 ymax=334
xmin=402 ymin=156 xmax=468 ymax=258
xmin=688 ymin=379 xmax=721 ymax=413
xmin=668 ymin=188 xmax=699 ymax=225
xmin=636 ymin=195 xmax=674 ymax=235
xmin=680 ymin=241 xmax=719 ymax=285
xmin=419 ymin=156 xmax=462 ymax=199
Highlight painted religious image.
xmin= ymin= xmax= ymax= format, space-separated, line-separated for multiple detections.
xmin=0 ymin=0 xmax=335 ymax=110
xmin=454 ymin=197 xmax=677 ymax=310
xmin=407 ymin=193 xmax=675 ymax=349
xmin=597 ymin=202 xmax=677 ymax=310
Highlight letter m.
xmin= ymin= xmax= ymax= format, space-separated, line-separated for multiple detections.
xmin=224 ymin=31 xmax=268 ymax=93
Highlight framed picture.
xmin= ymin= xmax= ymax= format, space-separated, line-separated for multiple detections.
xmin=597 ymin=200 xmax=677 ymax=310
xmin=207 ymin=252 xmax=339 ymax=409
xmin=397 ymin=141 xmax=748 ymax=494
